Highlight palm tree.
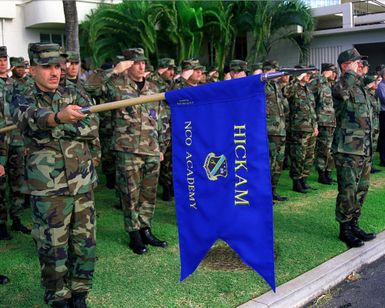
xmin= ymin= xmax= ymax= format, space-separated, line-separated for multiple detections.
xmin=63 ymin=0 xmax=79 ymax=52
xmin=156 ymin=0 xmax=204 ymax=63
xmin=235 ymin=0 xmax=314 ymax=63
xmin=80 ymin=0 xmax=314 ymax=68
xmin=80 ymin=1 xmax=164 ymax=67
xmin=199 ymin=1 xmax=236 ymax=73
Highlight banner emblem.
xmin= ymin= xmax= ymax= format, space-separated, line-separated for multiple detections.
xmin=204 ymin=153 xmax=228 ymax=181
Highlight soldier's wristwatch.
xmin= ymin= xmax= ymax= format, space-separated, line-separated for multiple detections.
xmin=54 ymin=112 xmax=62 ymax=124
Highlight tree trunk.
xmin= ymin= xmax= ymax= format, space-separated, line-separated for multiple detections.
xmin=62 ymin=0 xmax=79 ymax=52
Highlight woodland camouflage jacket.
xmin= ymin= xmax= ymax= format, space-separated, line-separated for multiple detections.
xmin=11 ymin=84 xmax=99 ymax=196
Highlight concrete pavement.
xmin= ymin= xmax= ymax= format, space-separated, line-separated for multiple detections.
xmin=239 ymin=230 xmax=385 ymax=308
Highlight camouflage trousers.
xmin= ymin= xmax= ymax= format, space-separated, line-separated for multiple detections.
xmin=289 ymin=131 xmax=316 ymax=180
xmin=30 ymin=191 xmax=96 ymax=305
xmin=100 ymin=133 xmax=116 ymax=179
xmin=159 ymin=144 xmax=172 ymax=187
xmin=334 ymin=153 xmax=371 ymax=223
xmin=116 ymin=152 xmax=160 ymax=233
xmin=0 ymin=145 xmax=27 ymax=224
xmin=315 ymin=126 xmax=335 ymax=172
xmin=268 ymin=135 xmax=286 ymax=194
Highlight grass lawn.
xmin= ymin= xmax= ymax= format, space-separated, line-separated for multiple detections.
xmin=1 ymin=159 xmax=385 ymax=307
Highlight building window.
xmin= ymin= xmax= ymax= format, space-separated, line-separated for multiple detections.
xmin=39 ymin=33 xmax=65 ymax=47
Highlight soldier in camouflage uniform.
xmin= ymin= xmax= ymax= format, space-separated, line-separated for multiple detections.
xmin=0 ymin=46 xmax=12 ymax=240
xmin=11 ymin=43 xmax=99 ymax=307
xmin=153 ymin=58 xmax=176 ymax=201
xmin=64 ymin=51 xmax=101 ymax=169
xmin=313 ymin=63 xmax=337 ymax=185
xmin=229 ymin=59 xmax=248 ymax=79
xmin=207 ymin=66 xmax=219 ymax=83
xmin=65 ymin=51 xmax=82 ymax=85
xmin=10 ymin=56 xmax=34 ymax=88
xmin=278 ymin=74 xmax=292 ymax=170
xmin=263 ymin=60 xmax=289 ymax=201
xmin=252 ymin=62 xmax=263 ymax=75
xmin=4 ymin=56 xmax=33 ymax=234
xmin=332 ymin=48 xmax=376 ymax=248
xmin=363 ymin=75 xmax=381 ymax=173
xmin=104 ymin=48 xmax=170 ymax=255
xmin=152 ymin=58 xmax=176 ymax=92
xmin=173 ymin=58 xmax=204 ymax=89
xmin=287 ymin=66 xmax=318 ymax=193
xmin=84 ymin=64 xmax=116 ymax=189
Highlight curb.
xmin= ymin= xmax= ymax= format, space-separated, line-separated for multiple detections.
xmin=239 ymin=230 xmax=385 ymax=308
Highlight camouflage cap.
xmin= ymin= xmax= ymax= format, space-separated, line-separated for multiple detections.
xmin=362 ymin=59 xmax=369 ymax=67
xmin=321 ymin=63 xmax=337 ymax=73
xmin=251 ymin=62 xmax=263 ymax=71
xmin=337 ymin=48 xmax=368 ymax=65
xmin=66 ymin=51 xmax=80 ymax=63
xmin=158 ymin=58 xmax=176 ymax=68
xmin=28 ymin=42 xmax=61 ymax=65
xmin=181 ymin=58 xmax=204 ymax=70
xmin=122 ymin=48 xmax=147 ymax=61
xmin=230 ymin=59 xmax=248 ymax=72
xmin=10 ymin=57 xmax=25 ymax=67
xmin=262 ymin=60 xmax=279 ymax=70
xmin=0 ymin=46 xmax=7 ymax=58
xmin=208 ymin=66 xmax=218 ymax=72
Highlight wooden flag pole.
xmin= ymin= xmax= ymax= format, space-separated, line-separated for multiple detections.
xmin=79 ymin=92 xmax=166 ymax=114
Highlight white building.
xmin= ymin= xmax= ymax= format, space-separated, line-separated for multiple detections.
xmin=269 ymin=0 xmax=385 ymax=70
xmin=0 ymin=0 xmax=121 ymax=59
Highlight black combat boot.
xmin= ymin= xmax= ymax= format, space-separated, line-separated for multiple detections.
xmin=162 ymin=184 xmax=172 ymax=201
xmin=129 ymin=231 xmax=148 ymax=255
xmin=0 ymin=224 xmax=12 ymax=240
xmin=140 ymin=227 xmax=168 ymax=248
xmin=11 ymin=218 xmax=31 ymax=234
xmin=71 ymin=292 xmax=88 ymax=308
xmin=273 ymin=194 xmax=288 ymax=201
xmin=0 ymin=275 xmax=9 ymax=285
xmin=318 ymin=170 xmax=332 ymax=185
xmin=292 ymin=179 xmax=307 ymax=193
xmin=50 ymin=300 xmax=70 ymax=308
xmin=350 ymin=218 xmax=376 ymax=241
xmin=300 ymin=178 xmax=318 ymax=190
xmin=339 ymin=222 xmax=364 ymax=248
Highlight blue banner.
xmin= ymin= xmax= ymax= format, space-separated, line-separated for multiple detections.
xmin=165 ymin=75 xmax=275 ymax=290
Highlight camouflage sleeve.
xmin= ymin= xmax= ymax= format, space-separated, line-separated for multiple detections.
xmin=58 ymin=89 xmax=99 ymax=141
xmin=0 ymin=134 xmax=7 ymax=165
xmin=0 ymin=85 xmax=11 ymax=164
xmin=158 ymin=101 xmax=171 ymax=154
xmin=103 ymin=73 xmax=121 ymax=102
xmin=89 ymin=136 xmax=101 ymax=164
xmin=332 ymin=70 xmax=356 ymax=100
xmin=11 ymin=93 xmax=53 ymax=132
